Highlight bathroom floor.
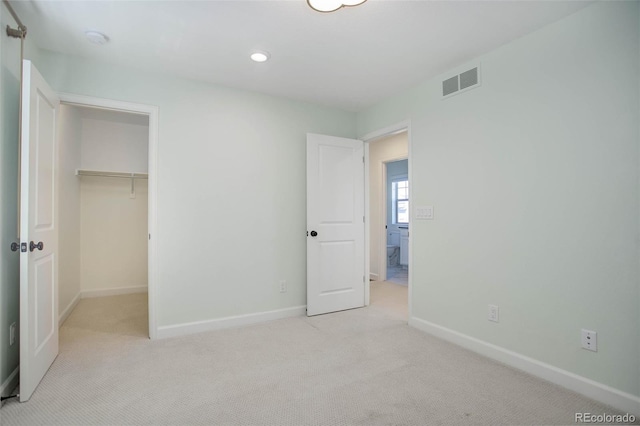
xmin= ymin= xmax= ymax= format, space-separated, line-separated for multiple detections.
xmin=387 ymin=265 xmax=408 ymax=286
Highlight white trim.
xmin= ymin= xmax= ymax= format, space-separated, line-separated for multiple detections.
xmin=409 ymin=316 xmax=640 ymax=416
xmin=81 ymin=286 xmax=147 ymax=299
xmin=57 ymin=92 xmax=159 ymax=340
xmin=0 ymin=366 xmax=19 ymax=398
xmin=369 ymin=272 xmax=379 ymax=281
xmin=361 ymin=120 xmax=411 ymax=144
xmin=157 ymin=305 xmax=307 ymax=340
xmin=363 ymin=142 xmax=370 ymax=306
xmin=57 ymin=93 xmax=157 ymax=116
xmin=58 ymin=292 xmax=81 ymax=326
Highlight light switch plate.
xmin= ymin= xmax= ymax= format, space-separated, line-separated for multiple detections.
xmin=416 ymin=206 xmax=434 ymax=220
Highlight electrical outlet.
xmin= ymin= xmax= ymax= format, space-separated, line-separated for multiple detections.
xmin=581 ymin=329 xmax=597 ymax=352
xmin=279 ymin=280 xmax=287 ymax=293
xmin=9 ymin=322 xmax=16 ymax=346
xmin=488 ymin=305 xmax=499 ymax=322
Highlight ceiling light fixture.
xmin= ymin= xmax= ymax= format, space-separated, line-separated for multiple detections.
xmin=307 ymin=0 xmax=367 ymax=13
xmin=85 ymin=31 xmax=109 ymax=45
xmin=250 ymin=51 xmax=270 ymax=63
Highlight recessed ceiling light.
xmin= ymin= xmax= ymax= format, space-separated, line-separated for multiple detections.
xmin=85 ymin=31 xmax=109 ymax=45
xmin=250 ymin=51 xmax=270 ymax=63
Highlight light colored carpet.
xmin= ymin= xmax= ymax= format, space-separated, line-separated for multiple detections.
xmin=1 ymin=290 xmax=630 ymax=425
xmin=369 ymin=280 xmax=408 ymax=320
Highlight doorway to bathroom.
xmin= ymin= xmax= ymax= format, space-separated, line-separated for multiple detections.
xmin=365 ymin=127 xmax=410 ymax=319
xmin=385 ymin=159 xmax=409 ymax=286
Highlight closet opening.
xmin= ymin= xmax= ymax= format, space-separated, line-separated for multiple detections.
xmin=57 ymin=95 xmax=158 ymax=339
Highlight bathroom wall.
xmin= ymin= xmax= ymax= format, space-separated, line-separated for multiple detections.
xmin=368 ymin=132 xmax=408 ymax=280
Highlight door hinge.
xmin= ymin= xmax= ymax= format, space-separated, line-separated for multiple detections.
xmin=362 ymin=156 xmax=364 ymax=163
xmin=363 ymin=216 xmax=365 ymax=223
xmin=363 ymin=275 xmax=365 ymax=283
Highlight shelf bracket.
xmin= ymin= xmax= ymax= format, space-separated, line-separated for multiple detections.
xmin=130 ymin=173 xmax=136 ymax=199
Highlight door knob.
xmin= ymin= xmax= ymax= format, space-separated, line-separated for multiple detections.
xmin=29 ymin=241 xmax=43 ymax=252
xmin=310 ymin=231 xmax=318 ymax=237
xmin=10 ymin=242 xmax=19 ymax=252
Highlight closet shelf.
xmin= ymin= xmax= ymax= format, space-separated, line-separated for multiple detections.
xmin=76 ymin=169 xmax=148 ymax=179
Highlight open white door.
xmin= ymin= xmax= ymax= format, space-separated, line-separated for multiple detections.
xmin=19 ymin=60 xmax=59 ymax=402
xmin=306 ymin=133 xmax=365 ymax=316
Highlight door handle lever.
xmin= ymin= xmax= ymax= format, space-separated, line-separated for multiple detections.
xmin=29 ymin=241 xmax=44 ymax=252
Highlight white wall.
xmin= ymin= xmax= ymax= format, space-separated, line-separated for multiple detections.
xmin=58 ymin=106 xmax=149 ymax=300
xmin=57 ymin=105 xmax=82 ymax=321
xmin=0 ymin=2 xmax=21 ymax=393
xmin=79 ymin=108 xmax=149 ymax=296
xmin=80 ymin=177 xmax=148 ymax=295
xmin=358 ymin=1 xmax=640 ymax=402
xmin=368 ymin=133 xmax=408 ymax=280
xmin=0 ymin=3 xmax=41 ymax=393
xmin=33 ymin=51 xmax=357 ymax=332
xmin=80 ymin=108 xmax=149 ymax=173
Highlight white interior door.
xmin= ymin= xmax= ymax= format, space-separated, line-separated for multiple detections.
xmin=307 ymin=133 xmax=365 ymax=316
xmin=19 ymin=60 xmax=60 ymax=402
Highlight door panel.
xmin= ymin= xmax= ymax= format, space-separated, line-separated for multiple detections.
xmin=20 ymin=60 xmax=59 ymax=402
xmin=34 ymin=255 xmax=55 ymax=353
xmin=34 ymin=89 xmax=56 ymax=229
xmin=307 ymin=133 xmax=364 ymax=316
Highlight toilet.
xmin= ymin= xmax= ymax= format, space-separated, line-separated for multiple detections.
xmin=387 ymin=231 xmax=400 ymax=266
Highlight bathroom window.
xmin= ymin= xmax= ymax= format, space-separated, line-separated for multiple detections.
xmin=393 ymin=179 xmax=409 ymax=224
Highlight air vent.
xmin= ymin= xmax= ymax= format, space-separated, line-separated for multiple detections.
xmin=442 ymin=66 xmax=480 ymax=98
xmin=459 ymin=67 xmax=478 ymax=89
xmin=442 ymin=76 xmax=459 ymax=97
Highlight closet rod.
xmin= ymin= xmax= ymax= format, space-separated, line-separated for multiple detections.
xmin=76 ymin=170 xmax=148 ymax=179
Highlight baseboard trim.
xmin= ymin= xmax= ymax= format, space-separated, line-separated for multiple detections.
xmin=157 ymin=305 xmax=307 ymax=339
xmin=1 ymin=366 xmax=19 ymax=398
xmin=81 ymin=286 xmax=148 ymax=299
xmin=409 ymin=317 xmax=640 ymax=416
xmin=59 ymin=292 xmax=81 ymax=326
xmin=369 ymin=273 xmax=379 ymax=281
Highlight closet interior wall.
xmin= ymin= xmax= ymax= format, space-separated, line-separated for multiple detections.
xmin=58 ymin=104 xmax=149 ymax=322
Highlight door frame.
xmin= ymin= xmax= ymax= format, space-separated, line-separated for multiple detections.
xmin=362 ymin=120 xmax=412 ymax=318
xmin=57 ymin=92 xmax=159 ymax=339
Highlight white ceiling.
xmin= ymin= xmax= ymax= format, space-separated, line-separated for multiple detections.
xmin=10 ymin=0 xmax=591 ymax=111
